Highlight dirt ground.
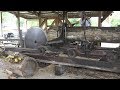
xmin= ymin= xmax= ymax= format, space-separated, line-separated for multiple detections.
xmin=0 ymin=63 xmax=120 ymax=79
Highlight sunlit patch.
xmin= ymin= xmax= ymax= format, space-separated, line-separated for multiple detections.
xmin=101 ymin=42 xmax=120 ymax=48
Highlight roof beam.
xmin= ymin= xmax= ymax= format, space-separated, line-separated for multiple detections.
xmin=101 ymin=11 xmax=113 ymax=22
xmin=9 ymin=11 xmax=113 ymax=20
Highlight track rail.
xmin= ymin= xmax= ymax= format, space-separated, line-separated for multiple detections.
xmin=23 ymin=53 xmax=120 ymax=73
xmin=5 ymin=47 xmax=120 ymax=74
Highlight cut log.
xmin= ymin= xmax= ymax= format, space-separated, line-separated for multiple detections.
xmin=21 ymin=57 xmax=39 ymax=77
xmin=0 ymin=53 xmax=38 ymax=77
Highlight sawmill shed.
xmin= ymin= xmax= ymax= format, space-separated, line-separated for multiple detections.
xmin=0 ymin=11 xmax=113 ymax=47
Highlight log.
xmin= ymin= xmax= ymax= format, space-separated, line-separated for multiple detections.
xmin=0 ymin=52 xmax=38 ymax=77
xmin=66 ymin=29 xmax=120 ymax=43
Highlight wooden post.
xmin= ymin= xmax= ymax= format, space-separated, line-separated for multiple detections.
xmin=58 ymin=18 xmax=62 ymax=26
xmin=0 ymin=11 xmax=3 ymax=37
xmin=26 ymin=19 xmax=27 ymax=30
xmin=65 ymin=12 xmax=67 ymax=24
xmin=63 ymin=11 xmax=67 ymax=23
xmin=98 ymin=11 xmax=102 ymax=28
xmin=38 ymin=11 xmax=42 ymax=27
xmin=98 ymin=11 xmax=102 ymax=46
xmin=17 ymin=11 xmax=23 ymax=48
xmin=55 ymin=18 xmax=59 ymax=27
xmin=45 ymin=19 xmax=47 ymax=30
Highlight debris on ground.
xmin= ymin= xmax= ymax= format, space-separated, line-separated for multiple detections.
xmin=5 ymin=51 xmax=24 ymax=64
xmin=0 ymin=51 xmax=38 ymax=78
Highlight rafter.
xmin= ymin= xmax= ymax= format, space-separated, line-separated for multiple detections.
xmin=9 ymin=11 xmax=113 ymax=23
xmin=101 ymin=11 xmax=113 ymax=22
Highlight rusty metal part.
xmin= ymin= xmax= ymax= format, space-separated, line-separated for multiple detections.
xmin=37 ymin=46 xmax=47 ymax=55
xmin=65 ymin=41 xmax=106 ymax=59
xmin=67 ymin=48 xmax=77 ymax=58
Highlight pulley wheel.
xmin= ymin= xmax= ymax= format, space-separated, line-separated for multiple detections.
xmin=67 ymin=49 xmax=76 ymax=58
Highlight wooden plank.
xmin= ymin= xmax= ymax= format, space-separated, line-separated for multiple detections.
xmin=23 ymin=53 xmax=120 ymax=73
xmin=9 ymin=11 xmax=113 ymax=20
xmin=67 ymin=27 xmax=117 ymax=32
xmin=9 ymin=11 xmax=37 ymax=19
xmin=0 ymin=39 xmax=20 ymax=41
xmin=30 ymin=11 xmax=39 ymax=16
xmin=5 ymin=47 xmax=39 ymax=53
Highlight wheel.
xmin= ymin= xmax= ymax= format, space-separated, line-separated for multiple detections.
xmin=67 ymin=49 xmax=76 ymax=58
xmin=21 ymin=57 xmax=39 ymax=77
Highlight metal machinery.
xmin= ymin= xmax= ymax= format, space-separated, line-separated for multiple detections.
xmin=3 ymin=11 xmax=120 ymax=76
xmin=24 ymin=27 xmax=47 ymax=49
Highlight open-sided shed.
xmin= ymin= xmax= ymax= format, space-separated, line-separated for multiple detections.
xmin=0 ymin=11 xmax=113 ymax=47
xmin=9 ymin=11 xmax=113 ymax=28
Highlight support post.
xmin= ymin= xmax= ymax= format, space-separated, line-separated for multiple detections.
xmin=98 ymin=11 xmax=102 ymax=28
xmin=63 ymin=11 xmax=67 ymax=23
xmin=62 ymin=11 xmax=67 ymax=39
xmin=55 ymin=18 xmax=58 ymax=27
xmin=0 ymin=11 xmax=3 ymax=37
xmin=25 ymin=19 xmax=27 ymax=30
xmin=45 ymin=19 xmax=47 ymax=30
xmin=17 ymin=11 xmax=23 ymax=48
xmin=38 ymin=11 xmax=42 ymax=27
